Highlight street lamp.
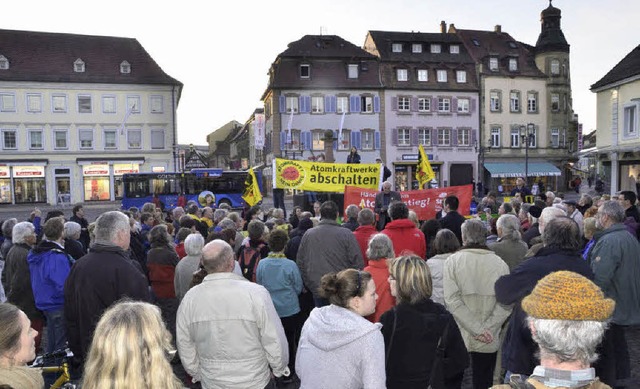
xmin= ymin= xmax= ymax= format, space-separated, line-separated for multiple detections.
xmin=520 ymin=123 xmax=535 ymax=187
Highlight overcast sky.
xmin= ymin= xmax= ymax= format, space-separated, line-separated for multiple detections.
xmin=4 ymin=0 xmax=638 ymax=145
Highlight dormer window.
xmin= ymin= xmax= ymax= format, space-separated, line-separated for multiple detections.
xmin=509 ymin=58 xmax=518 ymax=71
xmin=450 ymin=45 xmax=460 ymax=54
xmin=0 ymin=55 xmax=8 ymax=70
xmin=430 ymin=44 xmax=441 ymax=53
xmin=489 ymin=57 xmax=499 ymax=71
xmin=74 ymin=58 xmax=85 ymax=73
xmin=412 ymin=44 xmax=422 ymax=53
xmin=300 ymin=64 xmax=310 ymax=79
xmin=392 ymin=43 xmax=402 ymax=53
xmin=348 ymin=64 xmax=358 ymax=79
xmin=120 ymin=61 xmax=131 ymax=74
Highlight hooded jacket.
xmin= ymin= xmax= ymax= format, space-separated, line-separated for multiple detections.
xmin=382 ymin=219 xmax=426 ymax=258
xmin=27 ymin=240 xmax=73 ymax=312
xmin=296 ymin=304 xmax=386 ymax=389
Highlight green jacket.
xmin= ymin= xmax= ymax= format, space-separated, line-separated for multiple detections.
xmin=589 ymin=223 xmax=640 ymax=325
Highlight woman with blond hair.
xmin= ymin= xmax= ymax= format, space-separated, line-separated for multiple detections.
xmin=0 ymin=303 xmax=43 ymax=388
xmin=82 ymin=300 xmax=182 ymax=389
xmin=381 ymin=255 xmax=468 ymax=389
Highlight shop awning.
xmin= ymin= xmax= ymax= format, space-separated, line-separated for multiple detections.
xmin=484 ymin=162 xmax=561 ymax=178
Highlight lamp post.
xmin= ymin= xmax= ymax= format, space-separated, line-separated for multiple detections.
xmin=520 ymin=123 xmax=535 ymax=187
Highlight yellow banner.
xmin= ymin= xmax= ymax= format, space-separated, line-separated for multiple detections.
xmin=273 ymin=158 xmax=381 ymax=192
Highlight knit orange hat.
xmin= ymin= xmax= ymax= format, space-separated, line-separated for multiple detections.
xmin=522 ymin=271 xmax=615 ymax=321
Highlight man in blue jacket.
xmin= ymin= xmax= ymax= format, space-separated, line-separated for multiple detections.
xmin=28 ymin=216 xmax=73 ymax=353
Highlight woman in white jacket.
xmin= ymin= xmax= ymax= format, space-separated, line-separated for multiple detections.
xmin=296 ymin=269 xmax=386 ymax=389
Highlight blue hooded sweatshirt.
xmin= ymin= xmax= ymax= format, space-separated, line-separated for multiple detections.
xmin=27 ymin=240 xmax=73 ymax=312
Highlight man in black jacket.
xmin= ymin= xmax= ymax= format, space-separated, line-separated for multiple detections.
xmin=64 ymin=211 xmax=150 ymax=370
xmin=494 ymin=217 xmax=593 ymax=382
xmin=438 ymin=195 xmax=466 ymax=245
xmin=374 ymin=181 xmax=401 ymax=231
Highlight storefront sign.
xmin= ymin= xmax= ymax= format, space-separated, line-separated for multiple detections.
xmin=113 ymin=163 xmax=140 ymax=175
xmin=402 ymin=154 xmax=433 ymax=161
xmin=273 ymin=158 xmax=381 ymax=192
xmin=344 ymin=184 xmax=473 ymax=220
xmin=152 ymin=166 xmax=166 ymax=173
xmin=83 ymin=164 xmax=109 ymax=176
xmin=0 ymin=166 xmax=9 ymax=178
xmin=13 ymin=166 xmax=45 ymax=178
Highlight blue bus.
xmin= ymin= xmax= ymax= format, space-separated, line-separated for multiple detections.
xmin=121 ymin=169 xmax=263 ymax=211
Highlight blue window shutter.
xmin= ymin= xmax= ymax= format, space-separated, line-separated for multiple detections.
xmin=333 ymin=130 xmax=338 ymax=150
xmin=279 ymin=95 xmax=286 ymax=113
xmin=299 ymin=96 xmax=306 ymax=113
xmin=351 ymin=131 xmax=357 ymax=148
xmin=391 ymin=128 xmax=398 ymax=146
xmin=330 ymin=95 xmax=337 ymax=113
xmin=373 ymin=96 xmax=380 ymax=113
xmin=303 ymin=132 xmax=311 ymax=150
xmin=375 ymin=131 xmax=381 ymax=149
xmin=304 ymin=95 xmax=311 ymax=113
xmin=325 ymin=95 xmax=332 ymax=113
xmin=280 ymin=131 xmax=286 ymax=150
xmin=452 ymin=97 xmax=458 ymax=113
xmin=356 ymin=97 xmax=362 ymax=112
xmin=452 ymin=128 xmax=458 ymax=146
xmin=350 ymin=96 xmax=358 ymax=113
xmin=355 ymin=131 xmax=361 ymax=149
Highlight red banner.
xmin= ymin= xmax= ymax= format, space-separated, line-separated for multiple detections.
xmin=344 ymin=184 xmax=473 ymax=220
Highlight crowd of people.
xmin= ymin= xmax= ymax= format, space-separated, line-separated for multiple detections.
xmin=0 ymin=180 xmax=638 ymax=388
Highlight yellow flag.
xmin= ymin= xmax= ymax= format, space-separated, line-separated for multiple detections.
xmin=242 ymin=168 xmax=262 ymax=207
xmin=417 ymin=144 xmax=435 ymax=188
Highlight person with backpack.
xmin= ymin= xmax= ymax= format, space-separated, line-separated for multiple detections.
xmin=237 ymin=220 xmax=270 ymax=282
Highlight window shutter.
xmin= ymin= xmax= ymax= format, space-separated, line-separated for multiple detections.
xmin=280 ymin=131 xmax=286 ymax=150
xmin=325 ymin=96 xmax=333 ymax=113
xmin=356 ymin=97 xmax=362 ymax=112
xmin=301 ymin=132 xmax=309 ymax=150
xmin=391 ymin=97 xmax=398 ymax=111
xmin=391 ymin=128 xmax=398 ymax=146
xmin=432 ymin=128 xmax=439 ymax=146
xmin=330 ymin=95 xmax=337 ymax=113
xmin=375 ymin=131 xmax=381 ymax=149
xmin=351 ymin=131 xmax=357 ymax=148
xmin=279 ymin=95 xmax=286 ymax=113
xmin=411 ymin=97 xmax=419 ymax=112
xmin=452 ymin=128 xmax=458 ymax=146
xmin=349 ymin=96 xmax=358 ymax=113
xmin=471 ymin=129 xmax=477 ymax=146
xmin=470 ymin=98 xmax=477 ymax=113
xmin=451 ymin=97 xmax=458 ymax=113
xmin=300 ymin=96 xmax=310 ymax=113
xmin=333 ymin=130 xmax=339 ymax=150
xmin=373 ymin=96 xmax=380 ymax=113
xmin=432 ymin=97 xmax=439 ymax=111
xmin=410 ymin=128 xmax=419 ymax=145
xmin=355 ymin=131 xmax=361 ymax=149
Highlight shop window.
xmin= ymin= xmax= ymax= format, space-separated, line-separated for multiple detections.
xmin=84 ymin=177 xmax=110 ymax=201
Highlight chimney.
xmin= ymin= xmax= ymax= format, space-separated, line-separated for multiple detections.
xmin=441 ymin=21 xmax=447 ymax=33
xmin=495 ymin=24 xmax=502 ymax=33
xmin=448 ymin=23 xmax=456 ymax=32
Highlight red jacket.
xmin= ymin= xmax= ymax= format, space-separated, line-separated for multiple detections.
xmin=353 ymin=225 xmax=378 ymax=267
xmin=382 ymin=219 xmax=427 ymax=258
xmin=365 ymin=259 xmax=395 ymax=323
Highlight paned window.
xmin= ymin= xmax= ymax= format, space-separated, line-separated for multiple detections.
xmin=127 ymin=96 xmax=141 ymax=113
xmin=412 ymin=44 xmax=422 ymax=53
xmin=336 ymin=96 xmax=349 ymax=113
xmin=361 ymin=130 xmax=375 ymax=150
xmin=438 ymin=97 xmax=450 ymax=112
xmin=551 ymin=93 xmax=560 ymax=111
xmin=437 ymin=70 xmax=447 ymax=82
xmin=102 ymin=96 xmax=116 ymax=113
xmin=52 ymin=94 xmax=67 ymax=112
xmin=489 ymin=57 xmax=499 ymax=71
xmin=104 ymin=130 xmax=117 ymax=149
xmin=2 ymin=130 xmax=16 ymax=149
xmin=458 ymin=128 xmax=470 ymax=146
xmin=490 ymin=91 xmax=501 ymax=112
xmin=79 ymin=129 xmax=93 ymax=149
xmin=27 ymin=94 xmax=42 ymax=113
xmin=311 ymin=96 xmax=324 ymax=113
xmin=509 ymin=58 xmax=518 ymax=71
xmin=29 ymin=130 xmax=43 ymax=149
xmin=510 ymin=128 xmax=520 ymax=148
xmin=54 ymin=130 xmax=68 ymax=149
xmin=286 ymin=96 xmax=299 ymax=113
xmin=438 ymin=128 xmax=450 ymax=146
xmin=397 ymin=69 xmax=408 ymax=81
xmin=78 ymin=95 xmax=92 ymax=113
xmin=348 ymin=64 xmax=358 ymax=79
xmin=0 ymin=93 xmax=16 ymax=112
xmin=392 ymin=43 xmax=402 ymax=52
xmin=361 ymin=96 xmax=373 ymax=113
xmin=417 ymin=69 xmax=428 ymax=82
xmin=128 ymin=129 xmax=142 ymax=149
xmin=491 ymin=127 xmax=501 ymax=148
xmin=398 ymin=97 xmax=410 ymax=111
xmin=312 ymin=131 xmax=324 ymax=151
xmin=551 ymin=128 xmax=560 ymax=147
xmin=510 ymin=91 xmax=520 ymax=112
xmin=418 ymin=98 xmax=430 ymax=112
xmin=550 ymin=59 xmax=560 ymax=75
xmin=450 ymin=45 xmax=460 ymax=54
xmin=430 ymin=44 xmax=441 ymax=53
xmin=419 ymin=128 xmax=431 ymax=146
xmin=457 ymin=98 xmax=470 ymax=113
xmin=398 ymin=128 xmax=410 ymax=146
xmin=624 ymin=104 xmax=638 ymax=136
xmin=527 ymin=92 xmax=538 ymax=113
xmin=300 ymin=64 xmax=310 ymax=78
xmin=456 ymin=70 xmax=466 ymax=83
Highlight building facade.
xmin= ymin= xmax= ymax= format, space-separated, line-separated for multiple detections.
xmin=260 ymin=35 xmax=384 ymax=189
xmin=0 ymin=29 xmax=181 ymax=205
xmin=363 ymin=26 xmax=480 ymax=190
xmin=591 ymin=44 xmax=640 ymax=194
xmin=452 ymin=2 xmax=576 ymax=194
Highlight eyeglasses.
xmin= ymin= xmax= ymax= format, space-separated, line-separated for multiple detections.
xmin=355 ymin=271 xmax=362 ymax=296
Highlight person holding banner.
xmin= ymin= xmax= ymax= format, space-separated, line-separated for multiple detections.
xmin=374 ymin=182 xmax=401 ymax=231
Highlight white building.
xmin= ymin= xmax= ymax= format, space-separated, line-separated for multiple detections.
xmin=0 ymin=29 xmax=182 ymax=205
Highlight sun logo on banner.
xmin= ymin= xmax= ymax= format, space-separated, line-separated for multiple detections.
xmin=276 ymin=160 xmax=306 ymax=188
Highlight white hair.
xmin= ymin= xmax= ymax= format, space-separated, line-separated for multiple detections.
xmin=184 ymin=233 xmax=205 ymax=256
xmin=12 ymin=222 xmax=35 ymax=244
xmin=64 ymin=221 xmax=82 ymax=239
xmin=496 ymin=214 xmax=521 ymax=241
